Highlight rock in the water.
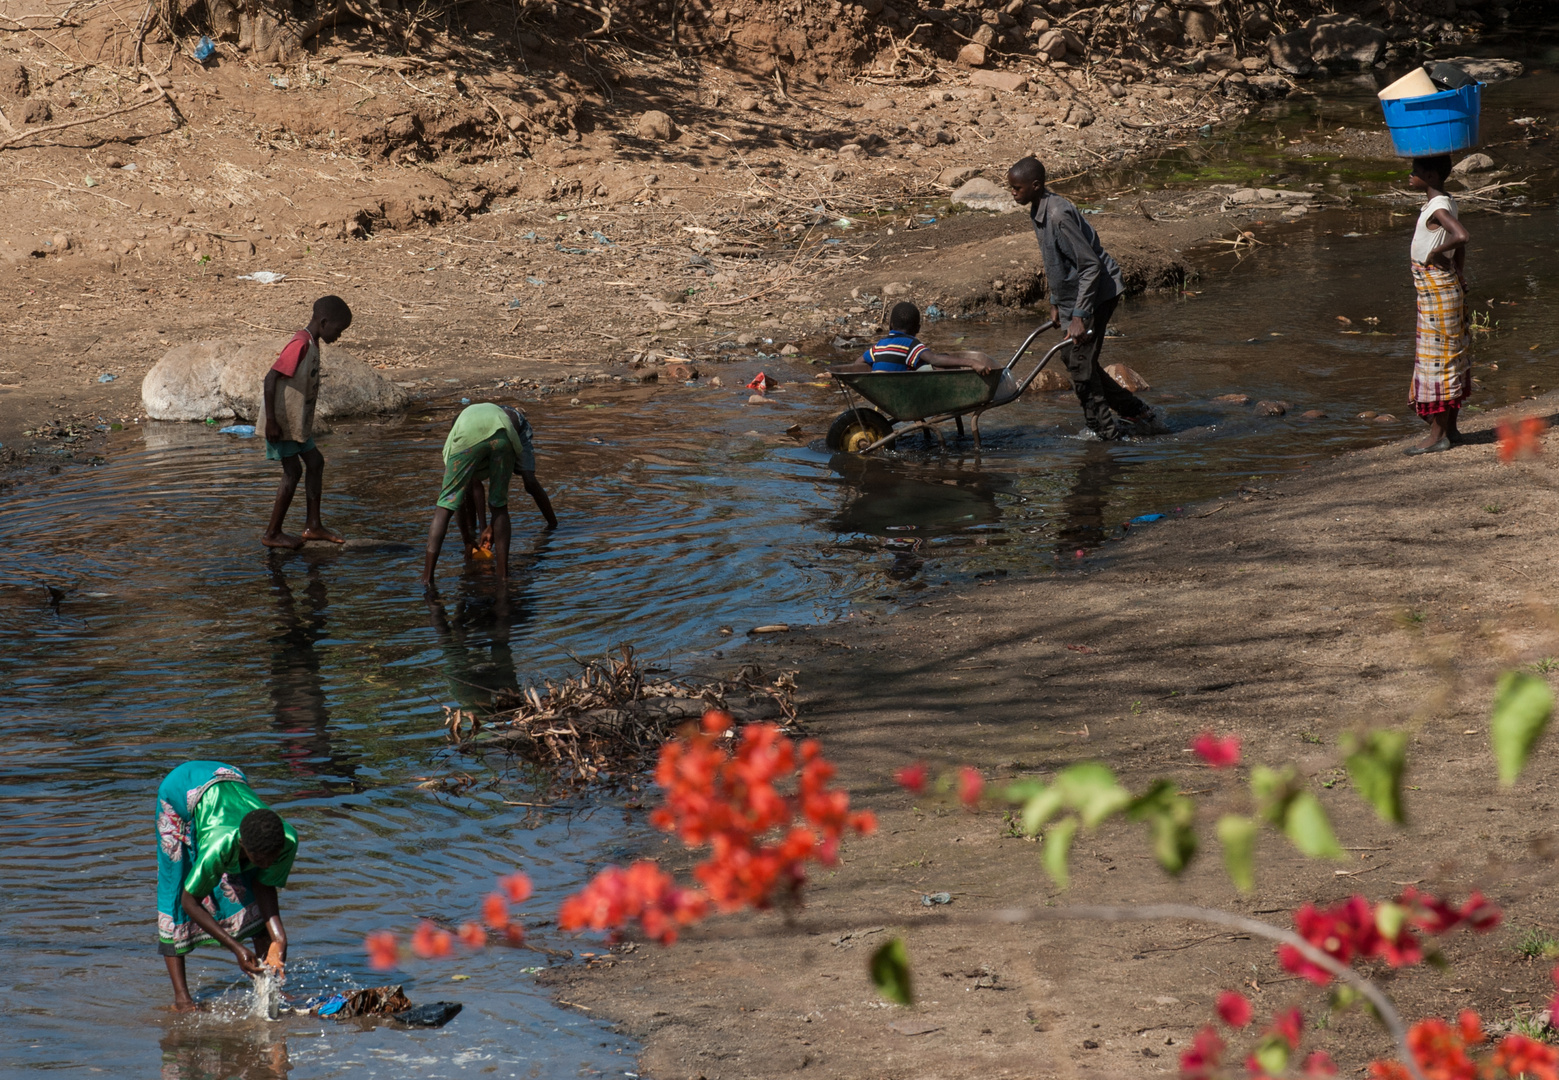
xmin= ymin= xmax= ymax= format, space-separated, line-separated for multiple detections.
xmin=1030 ymin=365 xmax=1071 ymax=392
xmin=1440 ymin=57 xmax=1523 ymax=83
xmin=957 ymin=43 xmax=987 ymax=68
xmin=1255 ymin=400 xmax=1289 ymax=417
xmin=1215 ymin=393 xmax=1251 ymax=405
xmin=951 ymin=177 xmax=1021 ymax=213
xmin=1452 ymin=152 xmax=1495 ymax=175
xmin=663 ymin=361 xmax=698 ymax=381
xmin=1308 ymin=18 xmax=1384 ymax=69
xmin=969 ymin=70 xmax=1028 ymax=94
xmin=1269 ymin=31 xmax=1313 ymax=75
xmin=1104 ymin=363 xmax=1150 ymax=392
xmin=142 ymin=340 xmax=409 ymax=422
xmin=637 ymin=110 xmax=678 ymax=141
xmin=1301 ymin=409 xmax=1327 ymax=420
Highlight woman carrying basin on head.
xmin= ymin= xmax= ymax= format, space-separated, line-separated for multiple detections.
xmin=1403 ymin=153 xmax=1471 ymax=456
xmin=156 ymin=761 xmax=297 ymax=1010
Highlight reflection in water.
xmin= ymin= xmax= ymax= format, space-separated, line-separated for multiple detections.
xmin=826 ymin=454 xmax=1004 ymax=538
xmin=1054 ymin=443 xmax=1135 ymax=556
xmin=267 ymin=565 xmax=357 ymax=793
xmin=160 ymin=1021 xmax=290 ymax=1080
xmin=425 ymin=535 xmax=551 ymax=709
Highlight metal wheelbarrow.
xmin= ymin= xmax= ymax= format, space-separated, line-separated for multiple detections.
xmin=824 ymin=325 xmax=1071 ymax=454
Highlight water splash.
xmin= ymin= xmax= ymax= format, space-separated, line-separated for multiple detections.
xmin=249 ymin=970 xmax=281 ymax=1021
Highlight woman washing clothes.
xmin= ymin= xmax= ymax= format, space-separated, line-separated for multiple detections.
xmin=1404 ymin=154 xmax=1472 ymax=456
xmin=156 ymin=761 xmax=297 ymax=1009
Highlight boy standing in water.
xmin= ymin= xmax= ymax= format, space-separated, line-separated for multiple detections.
xmin=1006 ymin=156 xmax=1164 ymax=440
xmin=261 ymin=296 xmax=352 ymax=548
xmin=423 ymin=402 xmax=557 ymax=590
xmin=1404 ymin=154 xmax=1471 ymax=456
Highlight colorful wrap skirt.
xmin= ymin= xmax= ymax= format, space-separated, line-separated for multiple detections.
xmin=156 ymin=762 xmax=269 ymax=956
xmin=1409 ymin=261 xmax=1470 ymax=418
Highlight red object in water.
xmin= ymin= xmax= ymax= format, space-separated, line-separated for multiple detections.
xmin=747 ymin=372 xmax=776 ymax=393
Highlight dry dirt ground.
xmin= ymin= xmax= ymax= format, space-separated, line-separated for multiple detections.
xmin=545 ymin=397 xmax=1559 ymax=1079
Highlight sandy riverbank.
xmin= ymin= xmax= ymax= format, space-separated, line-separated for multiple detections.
xmin=545 ymin=394 xmax=1559 ymax=1079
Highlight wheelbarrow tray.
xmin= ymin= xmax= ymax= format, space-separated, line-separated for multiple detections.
xmin=832 ymin=369 xmax=1002 ymax=422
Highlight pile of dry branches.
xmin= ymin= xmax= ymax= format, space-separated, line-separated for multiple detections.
xmin=443 ymin=646 xmax=798 ymax=781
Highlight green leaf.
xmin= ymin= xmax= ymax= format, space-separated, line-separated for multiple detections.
xmin=1217 ymin=814 xmax=1258 ymax=893
xmin=1374 ymin=901 xmax=1406 ymax=940
xmin=1254 ymin=1036 xmax=1291 ymax=1077
xmin=1020 ymin=786 xmax=1065 ymax=836
xmin=869 ymin=938 xmax=914 ymax=1005
xmin=1002 ymin=779 xmax=1045 ymax=804
xmin=1491 ymin=670 xmax=1554 ymax=786
xmin=1057 ymin=762 xmax=1131 ymax=828
xmin=1282 ymin=791 xmax=1345 ymax=860
xmin=1127 ymin=781 xmax=1197 ymax=875
xmin=1342 ymin=729 xmax=1409 ymax=824
xmin=1041 ymin=816 xmax=1079 ymax=890
xmin=1249 ymin=764 xmax=1297 ymax=826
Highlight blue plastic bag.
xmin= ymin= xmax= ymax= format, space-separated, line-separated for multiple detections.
xmin=194 ymin=37 xmax=216 ymax=62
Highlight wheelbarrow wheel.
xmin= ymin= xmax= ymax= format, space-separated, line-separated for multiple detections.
xmin=826 ymin=408 xmax=895 ymax=453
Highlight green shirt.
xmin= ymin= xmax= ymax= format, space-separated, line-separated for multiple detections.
xmin=442 ymin=403 xmax=523 ymax=463
xmin=183 ymin=780 xmax=298 ymax=899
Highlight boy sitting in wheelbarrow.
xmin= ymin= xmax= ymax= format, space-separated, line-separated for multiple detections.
xmin=831 ymin=302 xmax=995 ymax=375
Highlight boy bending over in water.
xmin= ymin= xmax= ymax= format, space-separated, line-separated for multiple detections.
xmin=423 ymin=402 xmax=557 ymax=589
xmin=261 ymin=296 xmax=352 ymax=548
xmin=832 ymin=302 xmax=994 ymax=374
xmin=157 ymin=761 xmax=297 ymax=1009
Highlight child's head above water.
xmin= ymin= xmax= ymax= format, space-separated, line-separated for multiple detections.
xmin=887 ymin=301 xmax=921 ymax=337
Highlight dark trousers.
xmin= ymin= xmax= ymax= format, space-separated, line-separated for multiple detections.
xmin=1061 ymin=295 xmax=1145 ymax=439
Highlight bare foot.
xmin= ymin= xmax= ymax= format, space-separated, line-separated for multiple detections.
xmin=171 ymin=997 xmax=201 ymax=1012
xmin=261 ymin=531 xmax=305 ymax=550
xmin=300 ymin=525 xmax=345 ymax=544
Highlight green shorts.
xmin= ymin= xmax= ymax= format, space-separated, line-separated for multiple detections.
xmin=437 ymin=428 xmax=534 ymax=511
xmin=265 ymin=437 xmax=316 ymax=461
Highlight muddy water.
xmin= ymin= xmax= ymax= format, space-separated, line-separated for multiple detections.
xmin=4 ymin=48 xmax=1559 ymax=1080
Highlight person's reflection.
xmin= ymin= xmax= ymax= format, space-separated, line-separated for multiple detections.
xmin=267 ymin=565 xmax=357 ymax=792
xmin=160 ymin=1021 xmax=290 ymax=1080
xmin=826 ymin=455 xmax=1003 ymax=539
xmin=425 ymin=538 xmax=545 ymax=710
xmin=1054 ymin=442 xmax=1125 ymax=557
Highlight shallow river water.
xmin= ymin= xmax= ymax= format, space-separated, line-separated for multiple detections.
xmin=3 ymin=40 xmax=1559 ymax=1080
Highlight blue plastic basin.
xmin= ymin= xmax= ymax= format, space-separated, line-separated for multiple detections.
xmin=1380 ymin=82 xmax=1481 ymax=157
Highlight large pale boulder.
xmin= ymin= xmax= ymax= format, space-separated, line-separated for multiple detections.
xmin=141 ymin=339 xmax=408 ymax=422
xmin=951 ymin=177 xmax=1022 ymax=213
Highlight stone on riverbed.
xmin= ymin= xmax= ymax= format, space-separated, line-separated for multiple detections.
xmin=141 ymin=339 xmax=408 ymax=422
xmin=950 ymin=177 xmax=1021 ymax=213
xmin=1105 ymin=363 xmax=1150 ymax=392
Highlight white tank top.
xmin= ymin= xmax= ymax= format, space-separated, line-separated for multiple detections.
xmin=1411 ymin=195 xmax=1458 ymax=266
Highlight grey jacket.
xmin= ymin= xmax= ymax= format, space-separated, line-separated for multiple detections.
xmin=1027 ymin=192 xmax=1124 ymax=321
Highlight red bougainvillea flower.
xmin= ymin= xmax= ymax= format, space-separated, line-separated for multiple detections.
xmin=365 ymin=931 xmax=399 ymax=971
xmin=482 ymin=892 xmax=510 ymax=930
xmin=1216 ymin=989 xmax=1253 ymax=1028
xmin=498 ymin=872 xmax=533 ymax=904
xmin=457 ymin=921 xmax=487 ymax=950
xmin=1279 ymin=894 xmax=1427 ymax=986
xmin=503 ymin=923 xmax=526 ymax=946
xmin=1302 ymin=1050 xmax=1338 ymax=1077
xmin=896 ymin=762 xmax=928 ymax=794
xmin=410 ymin=920 xmax=453 ymax=959
xmin=1191 ymin=732 xmax=1241 ymax=768
xmin=1370 ymin=1010 xmax=1558 ymax=1080
xmin=1268 ymin=1007 xmax=1304 ymax=1050
xmin=560 ymin=717 xmax=874 ymax=943
xmin=1493 ymin=1032 xmax=1559 ymax=1080
xmin=1179 ymin=1025 xmax=1225 ymax=1080
xmin=1398 ymin=887 xmax=1501 ymax=935
xmin=1497 ymin=416 xmax=1548 ymax=463
xmin=958 ymin=767 xmax=984 ymax=807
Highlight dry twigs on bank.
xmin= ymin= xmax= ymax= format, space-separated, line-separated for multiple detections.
xmin=444 ymin=645 xmax=798 ymax=781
